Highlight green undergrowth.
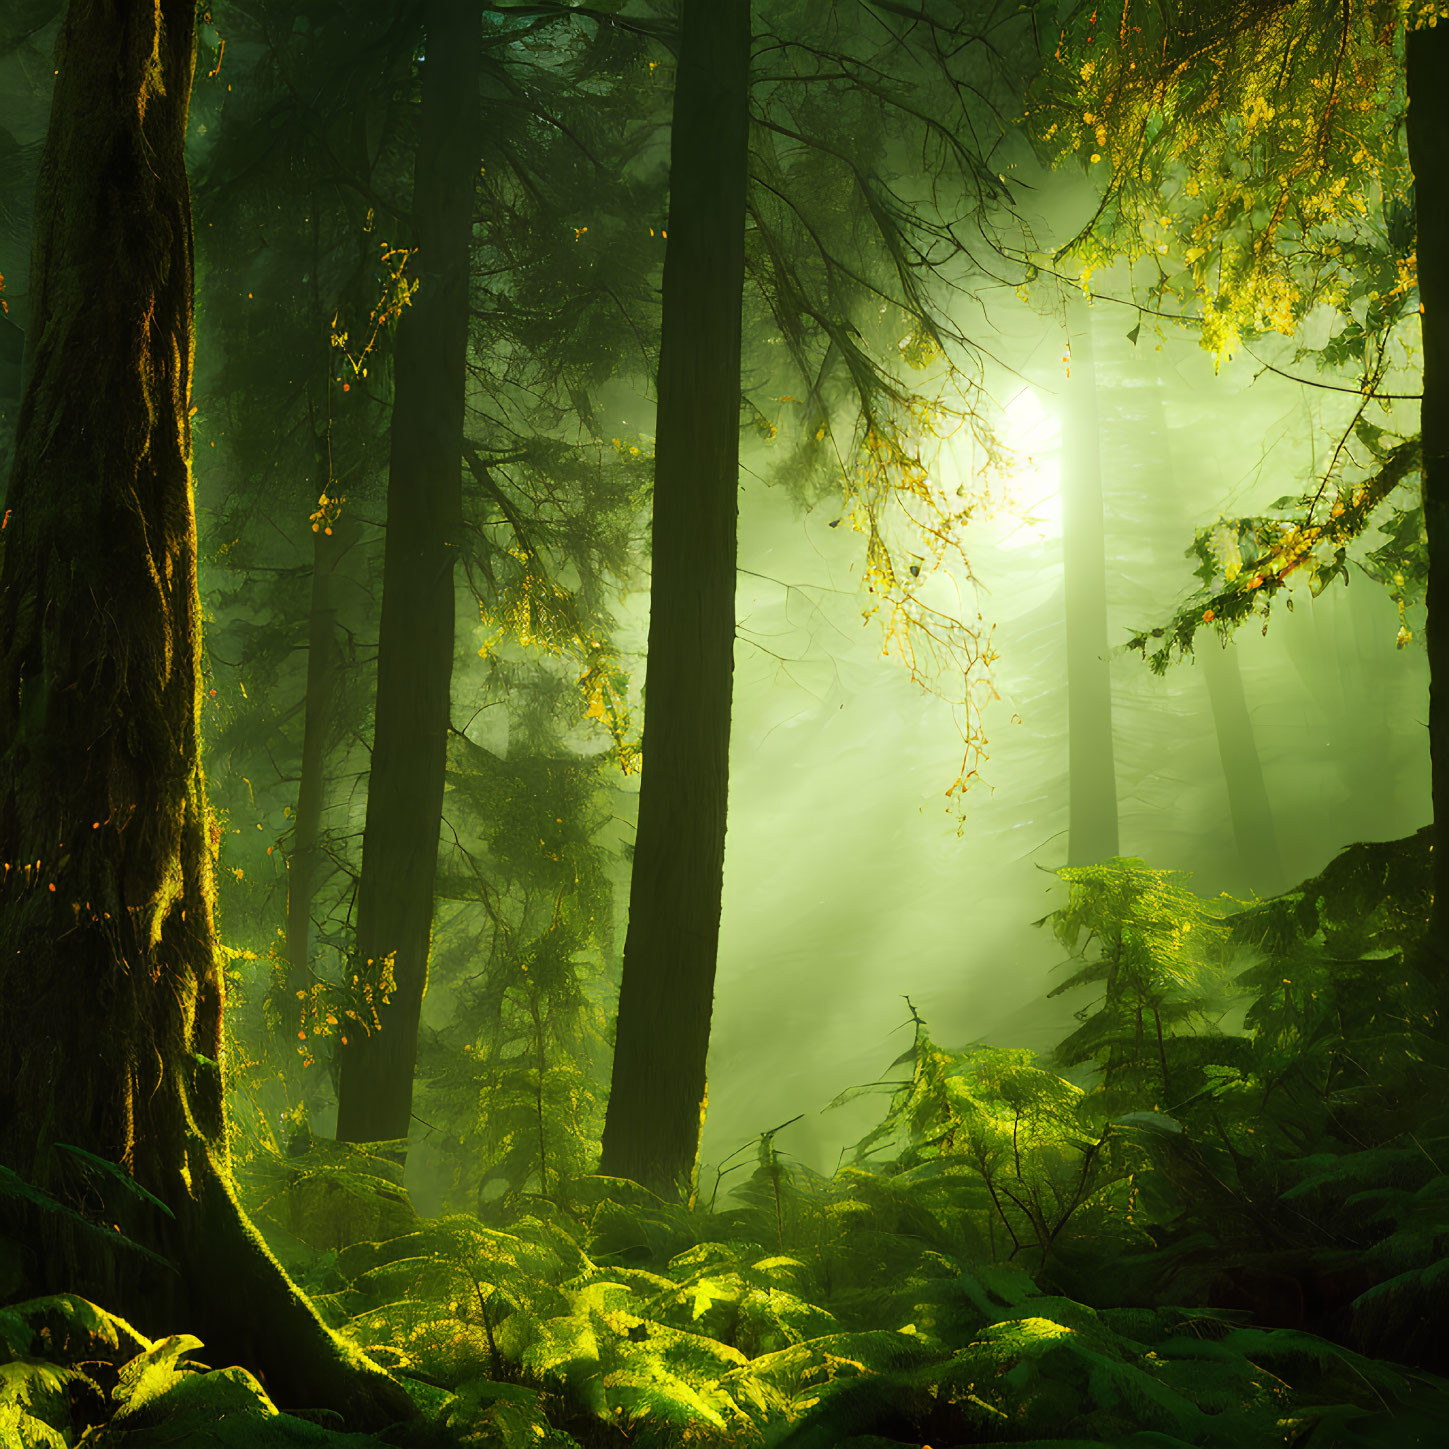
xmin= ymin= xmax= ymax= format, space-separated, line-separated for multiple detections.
xmin=7 ymin=832 xmax=1449 ymax=1446
xmin=0 ymin=1294 xmax=384 ymax=1447
xmin=266 ymin=1186 xmax=1447 ymax=1448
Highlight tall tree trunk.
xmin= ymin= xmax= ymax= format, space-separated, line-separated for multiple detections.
xmin=334 ymin=0 xmax=479 ymax=1149
xmin=1061 ymin=304 xmax=1120 ymax=865
xmin=1146 ymin=370 xmax=1286 ymax=894
xmin=1280 ymin=588 xmax=1384 ymax=841
xmin=1199 ymin=637 xmax=1286 ymax=894
xmin=285 ymin=503 xmax=347 ymax=1003
xmin=0 ymin=0 xmax=407 ymax=1426
xmin=597 ymin=0 xmax=750 ymax=1198
xmin=1407 ymin=24 xmax=1449 ymax=965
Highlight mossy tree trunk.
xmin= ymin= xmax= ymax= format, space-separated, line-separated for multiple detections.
xmin=0 ymin=0 xmax=407 ymax=1427
xmin=334 ymin=0 xmax=479 ymax=1150
xmin=1408 ymin=22 xmax=1449 ymax=964
xmin=597 ymin=0 xmax=750 ymax=1198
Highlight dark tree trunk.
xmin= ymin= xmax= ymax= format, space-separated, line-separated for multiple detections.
xmin=285 ymin=507 xmax=347 ymax=1003
xmin=0 ymin=0 xmax=408 ymax=1427
xmin=1408 ymin=24 xmax=1449 ymax=964
xmin=1061 ymin=304 xmax=1120 ymax=865
xmin=334 ymin=0 xmax=479 ymax=1149
xmin=597 ymin=0 xmax=751 ymax=1199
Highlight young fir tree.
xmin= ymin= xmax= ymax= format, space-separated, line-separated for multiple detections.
xmin=0 ymin=0 xmax=407 ymax=1425
xmin=1046 ymin=860 xmax=1240 ymax=1111
xmin=400 ymin=12 xmax=666 ymax=1205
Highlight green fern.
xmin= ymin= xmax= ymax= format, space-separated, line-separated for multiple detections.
xmin=1045 ymin=858 xmax=1246 ymax=1114
xmin=0 ymin=1294 xmax=391 ymax=1447
xmin=0 ymin=1163 xmax=178 ymax=1275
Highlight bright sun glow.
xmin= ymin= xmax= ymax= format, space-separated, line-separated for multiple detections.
xmin=991 ymin=386 xmax=1063 ymax=550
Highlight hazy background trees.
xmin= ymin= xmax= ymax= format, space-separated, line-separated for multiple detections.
xmin=189 ymin=0 xmax=1437 ymax=1193
xmin=0 ymin=0 xmax=1430 ymax=1206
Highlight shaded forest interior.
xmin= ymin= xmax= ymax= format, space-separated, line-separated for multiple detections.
xmin=4 ymin=1 xmax=1449 ymax=1445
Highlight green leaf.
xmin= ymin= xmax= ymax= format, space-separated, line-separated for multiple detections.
xmin=54 ymin=1144 xmax=176 ymax=1219
xmin=0 ymin=1165 xmax=177 ymax=1273
xmin=1112 ymin=1111 xmax=1185 ymax=1136
xmin=112 ymin=1333 xmax=208 ymax=1416
xmin=0 ymin=1295 xmax=150 ymax=1362
xmin=0 ymin=1359 xmax=79 ymax=1447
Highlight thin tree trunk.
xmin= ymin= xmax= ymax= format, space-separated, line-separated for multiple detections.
xmin=1200 ymin=626 xmax=1286 ymax=895
xmin=1407 ymin=24 xmax=1449 ymax=965
xmin=285 ymin=504 xmax=347 ymax=1002
xmin=1061 ymin=303 xmax=1120 ymax=865
xmin=0 ymin=0 xmax=406 ymax=1425
xmin=597 ymin=0 xmax=751 ymax=1198
xmin=334 ymin=0 xmax=479 ymax=1149
xmin=1279 ymin=591 xmax=1384 ymax=834
xmin=1139 ymin=365 xmax=1285 ymax=893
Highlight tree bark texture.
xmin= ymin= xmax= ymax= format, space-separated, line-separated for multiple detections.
xmin=0 ymin=0 xmax=407 ymax=1426
xmin=1408 ymin=23 xmax=1449 ymax=964
xmin=334 ymin=0 xmax=479 ymax=1149
xmin=1061 ymin=304 xmax=1120 ymax=866
xmin=597 ymin=0 xmax=751 ymax=1198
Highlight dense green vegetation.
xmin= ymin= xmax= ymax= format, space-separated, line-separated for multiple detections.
xmin=8 ymin=844 xmax=1449 ymax=1444
xmin=3 ymin=0 xmax=1449 ymax=1444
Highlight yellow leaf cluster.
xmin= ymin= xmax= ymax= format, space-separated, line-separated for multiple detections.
xmin=1034 ymin=0 xmax=1413 ymax=362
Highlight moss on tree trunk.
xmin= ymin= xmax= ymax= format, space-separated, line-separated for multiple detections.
xmin=0 ymin=0 xmax=408 ymax=1427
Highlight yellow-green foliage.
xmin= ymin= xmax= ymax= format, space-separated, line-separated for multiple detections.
xmin=196 ymin=834 xmax=1449 ymax=1444
xmin=1127 ymin=437 xmax=1424 ymax=669
xmin=0 ymin=1294 xmax=378 ymax=1447
xmin=1031 ymin=0 xmax=1442 ymax=366
xmin=1033 ymin=4 xmax=1440 ymax=666
xmin=1046 ymin=857 xmax=1244 ymax=1108
xmin=238 ymin=1132 xmax=419 ymax=1254
xmin=234 ymin=1089 xmax=1449 ymax=1449
xmin=316 ymin=1191 xmax=1443 ymax=1448
xmin=14 ymin=843 xmax=1437 ymax=1447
